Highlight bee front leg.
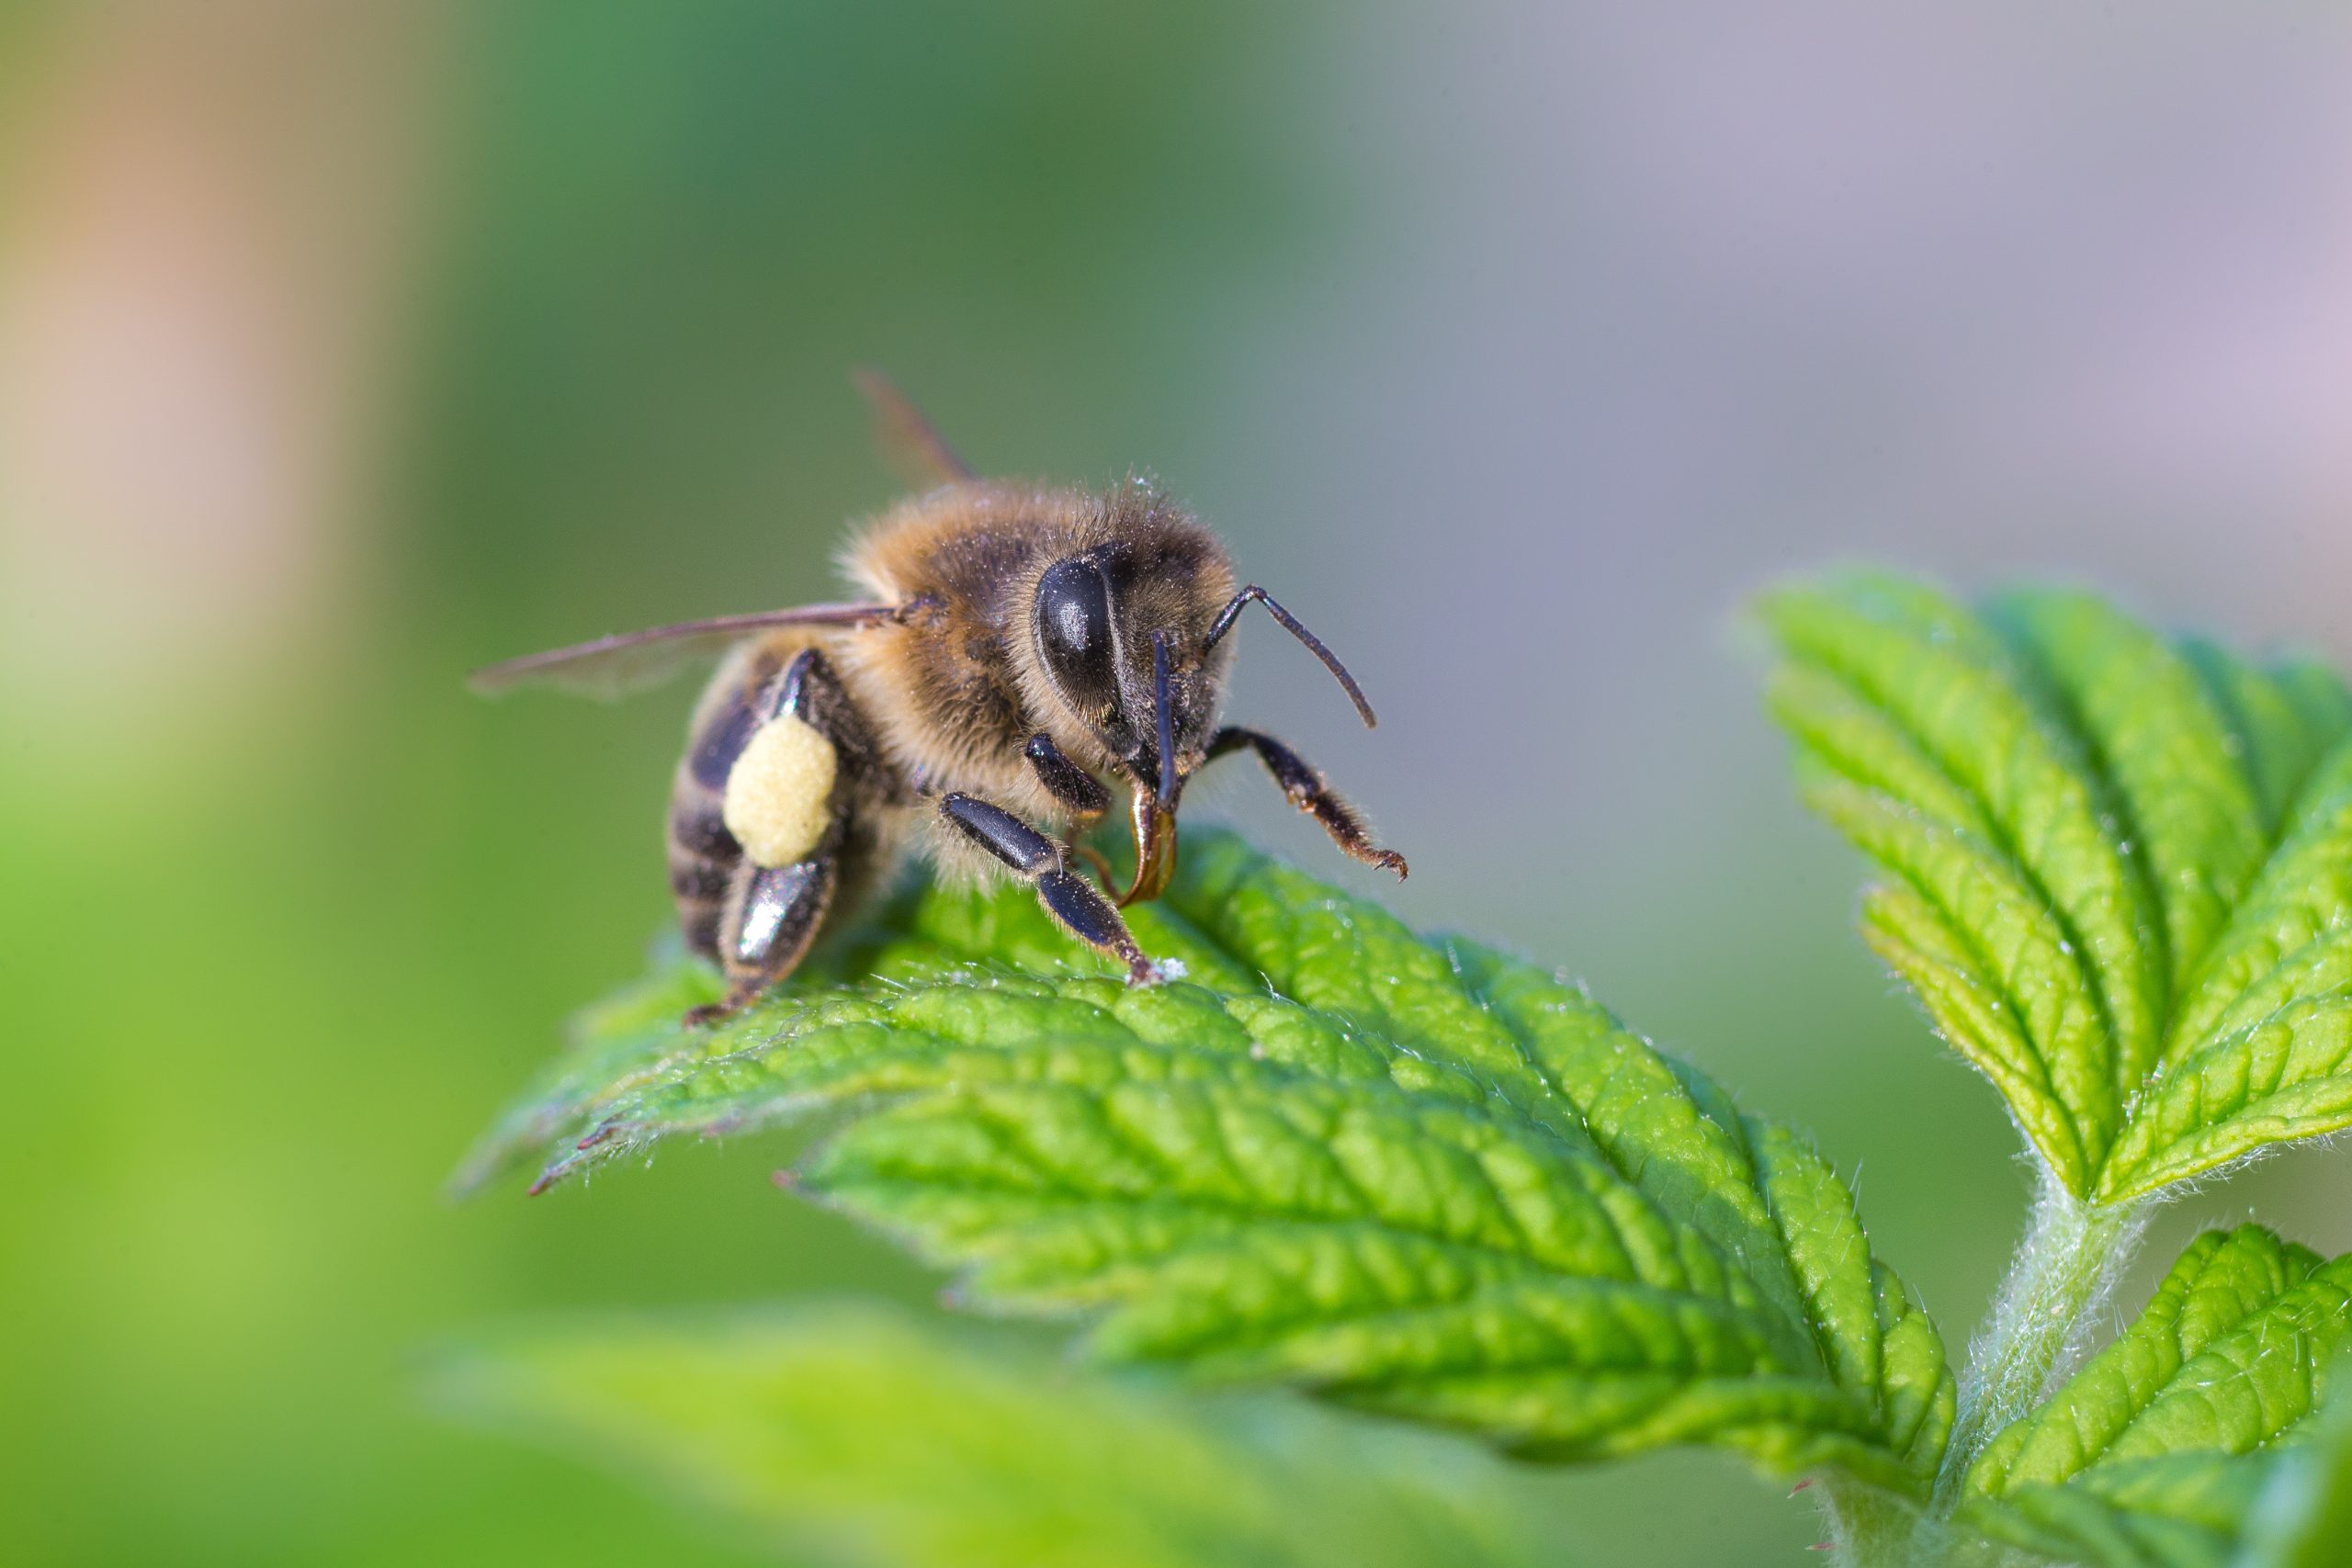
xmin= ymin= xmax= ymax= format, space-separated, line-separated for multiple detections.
xmin=1023 ymin=733 xmax=1118 ymax=888
xmin=938 ymin=792 xmax=1158 ymax=985
xmin=1204 ymin=726 xmax=1408 ymax=878
xmin=1023 ymin=733 xmax=1111 ymax=818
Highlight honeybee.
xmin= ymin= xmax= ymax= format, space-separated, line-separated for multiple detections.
xmin=472 ymin=374 xmax=1405 ymax=1022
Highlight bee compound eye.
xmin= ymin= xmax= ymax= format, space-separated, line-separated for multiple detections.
xmin=1033 ymin=558 xmax=1118 ymax=711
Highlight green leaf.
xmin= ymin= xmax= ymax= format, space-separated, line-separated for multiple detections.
xmin=438 ymin=1305 xmax=1553 ymax=1568
xmin=1760 ymin=574 xmax=2352 ymax=1201
xmin=2243 ymin=1350 xmax=2352 ymax=1568
xmin=1967 ymin=1226 xmax=2352 ymax=1495
xmin=1950 ymin=1227 xmax=2352 ymax=1567
xmin=1952 ymin=1454 xmax=2272 ymax=1568
xmin=463 ymin=831 xmax=1952 ymax=1494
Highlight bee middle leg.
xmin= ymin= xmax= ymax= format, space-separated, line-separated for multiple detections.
xmin=938 ymin=792 xmax=1157 ymax=985
xmin=1204 ymin=725 xmax=1408 ymax=878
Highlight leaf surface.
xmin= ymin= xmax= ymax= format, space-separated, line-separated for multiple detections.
xmin=463 ymin=831 xmax=1952 ymax=1492
xmin=2242 ymin=1349 xmax=2352 ymax=1568
xmin=440 ymin=1306 xmax=1552 ymax=1568
xmin=1761 ymin=576 xmax=2352 ymax=1201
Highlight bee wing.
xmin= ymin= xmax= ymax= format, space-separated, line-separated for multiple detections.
xmin=853 ymin=367 xmax=975 ymax=487
xmin=468 ymin=604 xmax=903 ymax=700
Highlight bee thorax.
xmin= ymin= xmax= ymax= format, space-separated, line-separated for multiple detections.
xmin=722 ymin=712 xmax=839 ymax=867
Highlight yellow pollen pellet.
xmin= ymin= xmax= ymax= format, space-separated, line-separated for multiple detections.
xmin=722 ymin=713 xmax=838 ymax=867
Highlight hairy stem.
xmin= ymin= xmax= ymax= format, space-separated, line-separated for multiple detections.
xmin=1931 ymin=1174 xmax=2150 ymax=1509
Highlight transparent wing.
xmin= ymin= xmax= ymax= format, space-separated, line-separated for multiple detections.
xmin=468 ymin=604 xmax=901 ymax=700
xmin=853 ymin=367 xmax=975 ymax=487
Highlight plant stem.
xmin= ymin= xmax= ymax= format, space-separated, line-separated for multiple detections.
xmin=1931 ymin=1174 xmax=2150 ymax=1510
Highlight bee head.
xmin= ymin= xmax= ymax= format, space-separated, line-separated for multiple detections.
xmin=1029 ymin=543 xmax=1227 ymax=808
xmin=1023 ymin=525 xmax=1374 ymax=906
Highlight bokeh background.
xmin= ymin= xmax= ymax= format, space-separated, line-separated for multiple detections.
xmin=5 ymin=4 xmax=2349 ymax=1564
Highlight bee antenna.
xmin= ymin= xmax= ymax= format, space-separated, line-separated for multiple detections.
xmin=1151 ymin=631 xmax=1180 ymax=807
xmin=1201 ymin=586 xmax=1377 ymax=728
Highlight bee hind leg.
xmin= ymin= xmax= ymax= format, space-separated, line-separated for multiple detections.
xmin=938 ymin=792 xmax=1158 ymax=985
xmin=1204 ymin=726 xmax=1408 ymax=878
xmin=685 ymin=854 xmax=841 ymax=1026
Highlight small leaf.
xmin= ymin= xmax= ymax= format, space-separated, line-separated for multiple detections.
xmin=464 ymin=831 xmax=1952 ymax=1493
xmin=1760 ymin=575 xmax=2352 ymax=1201
xmin=438 ymin=1305 xmax=1552 ymax=1568
xmin=1950 ymin=1228 xmax=2352 ymax=1567
xmin=2243 ymin=1351 xmax=2352 ymax=1568
xmin=1954 ymin=1454 xmax=2272 ymax=1568
xmin=1966 ymin=1226 xmax=2352 ymax=1496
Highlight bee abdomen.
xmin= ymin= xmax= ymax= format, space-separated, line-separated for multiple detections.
xmin=670 ymin=800 xmax=739 ymax=864
xmin=675 ymin=893 xmax=725 ymax=961
xmin=666 ymin=796 xmax=741 ymax=964
xmin=668 ymin=840 xmax=733 ymax=900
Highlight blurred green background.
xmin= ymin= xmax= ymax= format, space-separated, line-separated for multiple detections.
xmin=4 ymin=5 xmax=2349 ymax=1564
